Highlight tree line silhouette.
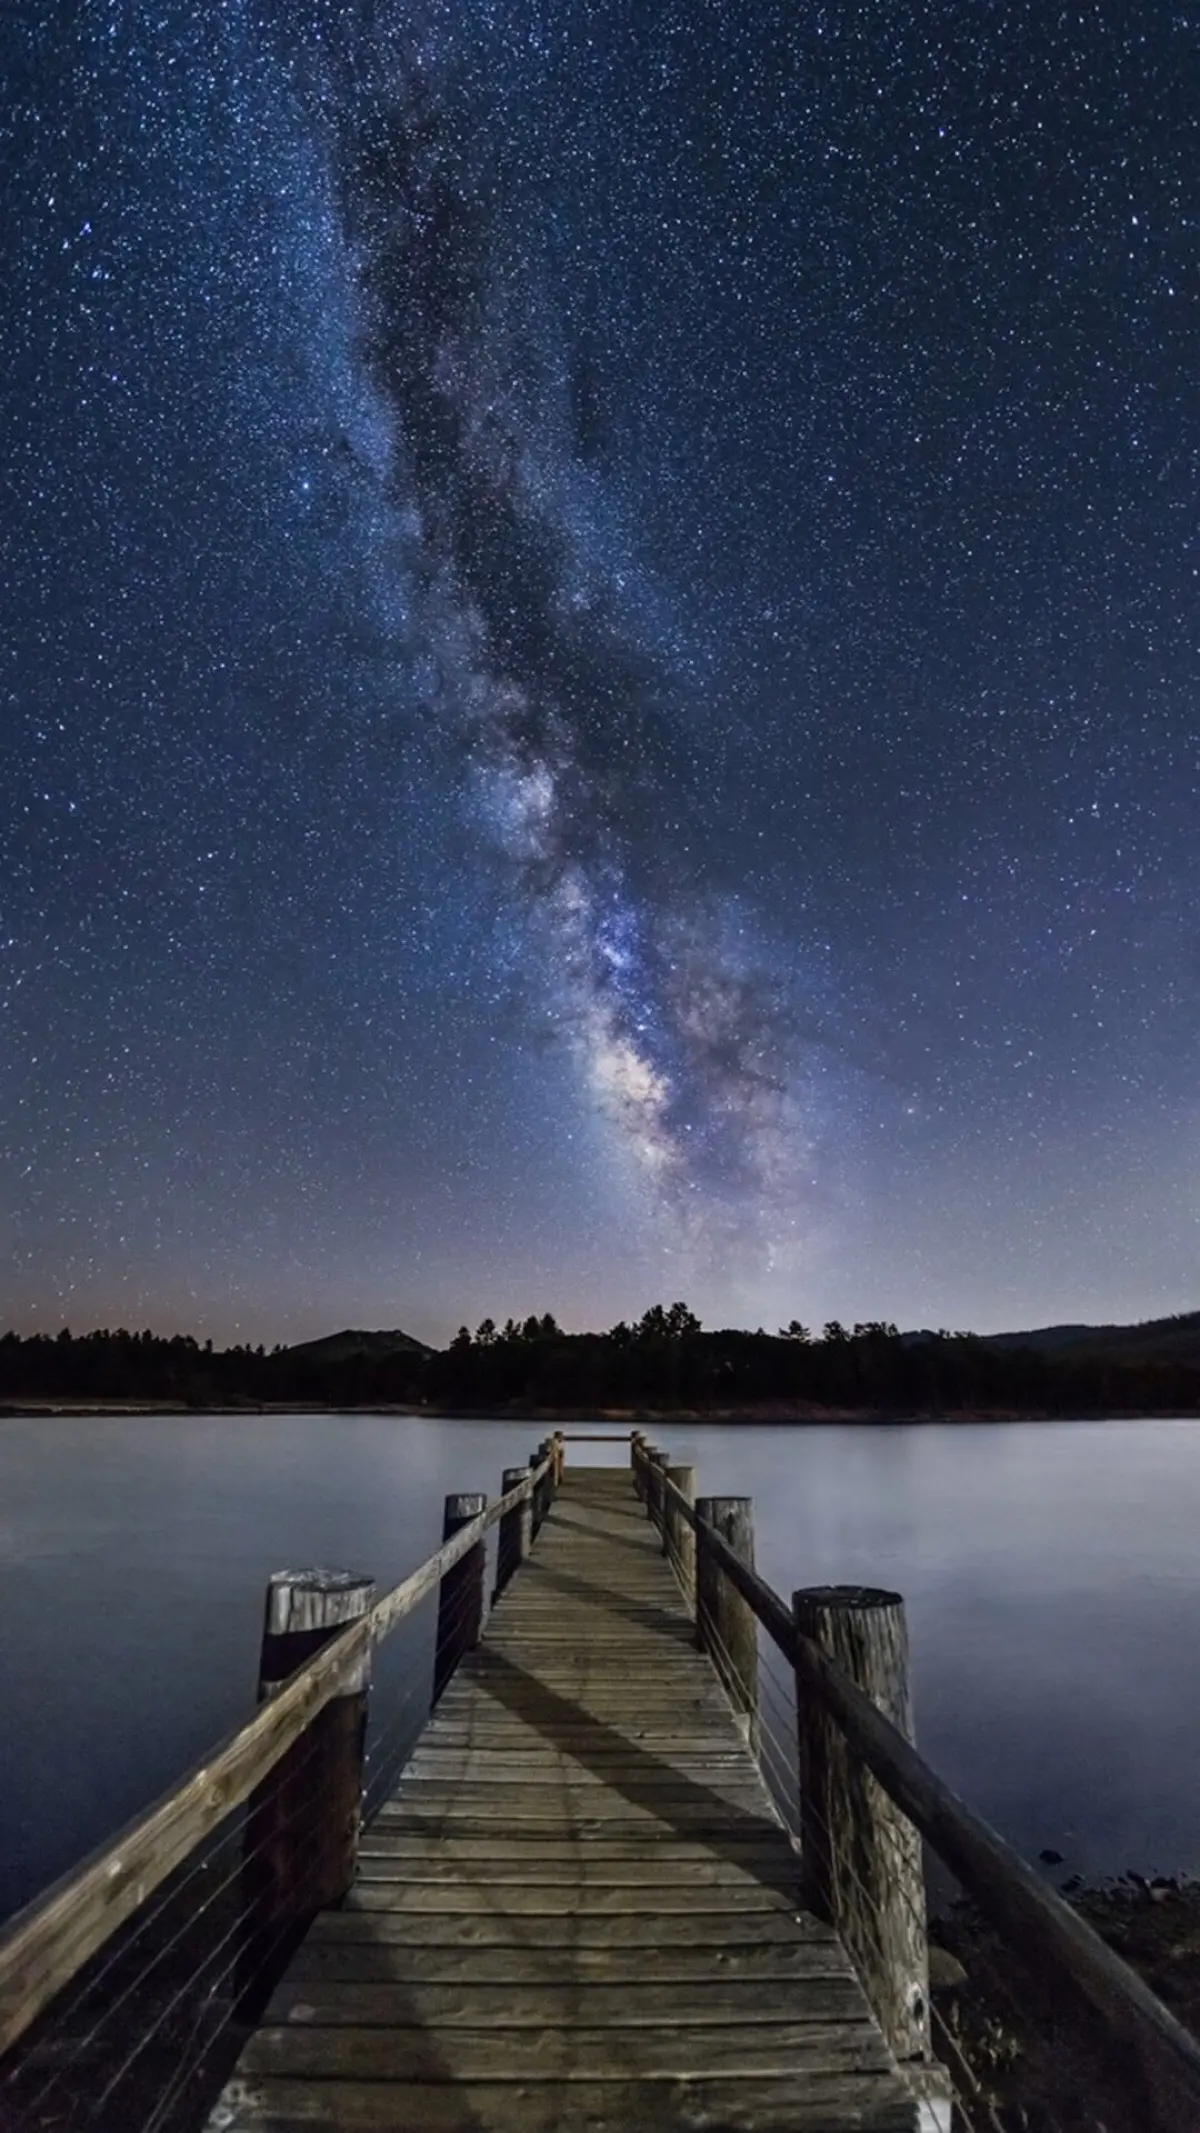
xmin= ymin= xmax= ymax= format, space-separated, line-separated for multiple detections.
xmin=3 ymin=1307 xmax=1200 ymax=1415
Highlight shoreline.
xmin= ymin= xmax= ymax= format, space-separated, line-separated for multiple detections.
xmin=3 ymin=1400 xmax=1200 ymax=1423
xmin=934 ymin=1871 xmax=1200 ymax=2127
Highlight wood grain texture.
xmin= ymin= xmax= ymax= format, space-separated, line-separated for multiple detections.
xmin=493 ymin=1468 xmax=532 ymax=1601
xmin=303 ymin=1906 xmax=843 ymax=1949
xmin=238 ymin=2020 xmax=896 ymax=2081
xmin=356 ymin=1833 xmax=791 ymax=1862
xmin=695 ymin=1496 xmax=759 ymax=1724
xmin=284 ymin=1939 xmax=855 ymax=1985
xmin=262 ymin=1976 xmax=870 ymax=2027
xmin=208 ymin=1467 xmax=917 ymax=2133
xmin=211 ymin=2072 xmax=918 ymax=2130
xmin=793 ymin=1586 xmax=930 ymax=2066
xmin=343 ymin=1882 xmax=800 ymax=1915
xmin=241 ymin=1570 xmax=376 ymax=2011
xmin=433 ymin=1495 xmax=487 ymax=1706
xmin=664 ymin=1462 xmax=697 ymax=1611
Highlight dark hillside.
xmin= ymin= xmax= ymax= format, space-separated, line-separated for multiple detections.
xmin=283 ymin=1328 xmax=433 ymax=1363
xmin=980 ymin=1311 xmax=1200 ymax=1365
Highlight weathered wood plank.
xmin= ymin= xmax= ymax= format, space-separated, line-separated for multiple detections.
xmin=437 ymin=1680 xmax=708 ymax=1698
xmin=367 ymin=1814 xmax=783 ymax=1843
xmin=423 ymin=1692 xmax=744 ymax=1714
xmin=304 ymin=1906 xmax=841 ymax=1948
xmin=392 ymin=1779 xmax=770 ymax=1804
xmin=375 ymin=1783 xmax=775 ymax=1817
xmin=419 ymin=1715 xmax=745 ymax=1732
xmin=300 ymin=1902 xmax=844 ymax=1953
xmin=352 ymin=1855 xmax=798 ymax=1891
xmin=363 ymin=1814 xmax=784 ymax=1844
xmin=460 ymin=1632 xmax=704 ymax=1645
xmin=263 ymin=1977 xmax=871 ymax=2027
xmin=390 ymin=1771 xmax=774 ymax=1801
xmin=344 ymin=1882 xmax=800 ymax=1913
xmin=438 ymin=1678 xmax=728 ymax=1698
xmin=212 ymin=2072 xmax=917 ymax=2130
xmin=284 ymin=1940 xmax=855 ymax=1985
xmin=438 ymin=1692 xmax=736 ymax=1713
xmin=374 ymin=1778 xmax=775 ymax=1805
xmin=408 ymin=1744 xmax=755 ymax=1764
xmin=356 ymin=1834 xmax=792 ymax=1862
xmin=401 ymin=1742 xmax=765 ymax=1769
xmin=239 ymin=2020 xmax=896 ymax=2080
xmin=409 ymin=1740 xmax=754 ymax=1757
xmin=485 ymin=1609 xmax=693 ymax=1623
xmin=398 ymin=1749 xmax=750 ymax=1766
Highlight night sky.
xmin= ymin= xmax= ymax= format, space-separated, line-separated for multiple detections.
xmin=2 ymin=1 xmax=1196 ymax=1346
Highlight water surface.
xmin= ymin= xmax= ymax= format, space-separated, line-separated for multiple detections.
xmin=2 ymin=1413 xmax=1197 ymax=1920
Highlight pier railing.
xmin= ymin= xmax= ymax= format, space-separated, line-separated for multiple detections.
xmin=632 ymin=1431 xmax=1200 ymax=2133
xmin=0 ymin=1438 xmax=561 ymax=2133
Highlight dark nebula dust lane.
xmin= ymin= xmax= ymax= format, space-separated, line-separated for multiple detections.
xmin=1 ymin=0 xmax=1196 ymax=1338
xmin=299 ymin=6 xmax=823 ymax=1226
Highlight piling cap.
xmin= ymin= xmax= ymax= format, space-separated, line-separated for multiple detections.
xmin=264 ymin=1568 xmax=375 ymax=1637
xmin=268 ymin=1568 xmax=374 ymax=1593
xmin=795 ymin=1584 xmax=904 ymax=1610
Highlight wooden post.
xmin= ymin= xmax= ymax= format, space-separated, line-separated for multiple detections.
xmin=552 ymin=1430 xmax=565 ymax=1484
xmin=636 ymin=1439 xmax=656 ymax=1511
xmin=535 ymin=1438 xmax=557 ymax=1518
xmin=494 ymin=1466 xmax=533 ymax=1600
xmin=649 ymin=1450 xmax=672 ymax=1550
xmin=665 ymin=1463 xmax=697 ymax=1610
xmin=644 ymin=1447 xmax=668 ymax=1531
xmin=240 ymin=1568 xmax=374 ymax=2009
xmin=529 ymin=1444 xmax=551 ymax=1533
xmin=695 ymin=1497 xmax=758 ymax=1727
xmin=793 ymin=1585 xmax=931 ymax=2066
xmin=631 ymin=1429 xmax=647 ymax=1496
xmin=432 ymin=1493 xmax=487 ymax=1704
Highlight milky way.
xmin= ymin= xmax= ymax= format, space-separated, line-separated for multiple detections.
xmin=1 ymin=0 xmax=1196 ymax=1339
xmin=311 ymin=11 xmax=817 ymax=1235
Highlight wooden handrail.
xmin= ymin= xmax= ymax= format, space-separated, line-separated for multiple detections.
xmin=0 ymin=1459 xmax=551 ymax=2060
xmin=636 ymin=1444 xmax=1200 ymax=2123
xmin=556 ymin=1431 xmax=635 ymax=1442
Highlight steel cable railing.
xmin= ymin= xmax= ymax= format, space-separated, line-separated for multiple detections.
xmin=0 ymin=1448 xmax=556 ymax=2133
xmin=664 ymin=1464 xmax=1136 ymax=2131
xmin=678 ymin=1495 xmax=1091 ymax=2130
xmin=1 ymin=1558 xmax=493 ymax=2132
xmin=637 ymin=1436 xmax=1200 ymax=2133
xmin=693 ymin=1587 xmax=1008 ymax=2133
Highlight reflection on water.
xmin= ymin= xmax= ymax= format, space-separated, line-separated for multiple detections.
xmin=2 ymin=1412 xmax=1198 ymax=1919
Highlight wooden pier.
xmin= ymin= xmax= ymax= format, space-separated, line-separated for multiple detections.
xmin=215 ymin=1466 xmax=918 ymax=2130
xmin=5 ymin=1431 xmax=1200 ymax=2133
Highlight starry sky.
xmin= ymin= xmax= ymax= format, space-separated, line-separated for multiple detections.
xmin=2 ymin=0 xmax=1197 ymax=1346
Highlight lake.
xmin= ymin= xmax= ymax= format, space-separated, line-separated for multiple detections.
xmin=2 ymin=1412 xmax=1198 ymax=1923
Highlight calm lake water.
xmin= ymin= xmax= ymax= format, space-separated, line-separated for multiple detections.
xmin=2 ymin=1412 xmax=1199 ymax=1922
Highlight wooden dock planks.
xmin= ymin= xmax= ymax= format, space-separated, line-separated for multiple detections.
xmin=210 ymin=1467 xmax=919 ymax=2132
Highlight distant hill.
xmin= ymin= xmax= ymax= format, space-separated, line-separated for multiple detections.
xmin=282 ymin=1327 xmax=434 ymax=1363
xmin=290 ymin=1316 xmax=1200 ymax=1371
xmin=975 ymin=1311 xmax=1200 ymax=1365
